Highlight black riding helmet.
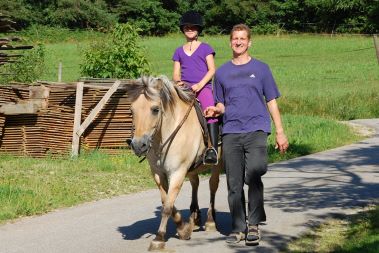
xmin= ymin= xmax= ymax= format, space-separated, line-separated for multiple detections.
xmin=179 ymin=11 xmax=204 ymax=34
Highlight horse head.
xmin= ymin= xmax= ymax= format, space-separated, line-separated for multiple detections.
xmin=126 ymin=76 xmax=165 ymax=156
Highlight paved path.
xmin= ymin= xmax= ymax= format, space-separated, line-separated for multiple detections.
xmin=1 ymin=119 xmax=378 ymax=253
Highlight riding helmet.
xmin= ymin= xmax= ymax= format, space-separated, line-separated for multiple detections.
xmin=179 ymin=11 xmax=204 ymax=34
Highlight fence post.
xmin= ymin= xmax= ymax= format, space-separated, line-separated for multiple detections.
xmin=374 ymin=35 xmax=379 ymax=65
xmin=71 ymin=81 xmax=84 ymax=157
xmin=58 ymin=62 xmax=62 ymax=82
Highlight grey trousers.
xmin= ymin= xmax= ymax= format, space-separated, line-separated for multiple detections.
xmin=222 ymin=131 xmax=268 ymax=233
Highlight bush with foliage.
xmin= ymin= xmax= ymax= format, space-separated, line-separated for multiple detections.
xmin=80 ymin=23 xmax=150 ymax=79
xmin=0 ymin=0 xmax=37 ymax=29
xmin=0 ymin=45 xmax=45 ymax=84
xmin=115 ymin=0 xmax=179 ymax=35
xmin=43 ymin=0 xmax=116 ymax=30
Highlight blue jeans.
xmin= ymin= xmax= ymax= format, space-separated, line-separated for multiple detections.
xmin=222 ymin=131 xmax=268 ymax=233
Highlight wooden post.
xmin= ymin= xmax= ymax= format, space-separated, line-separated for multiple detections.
xmin=76 ymin=80 xmax=121 ymax=137
xmin=58 ymin=62 xmax=62 ymax=82
xmin=374 ymin=35 xmax=379 ymax=65
xmin=71 ymin=81 xmax=84 ymax=157
xmin=71 ymin=80 xmax=121 ymax=157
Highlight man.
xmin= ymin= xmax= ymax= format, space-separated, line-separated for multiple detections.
xmin=204 ymin=24 xmax=289 ymax=246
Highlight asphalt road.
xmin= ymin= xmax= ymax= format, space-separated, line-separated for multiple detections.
xmin=0 ymin=119 xmax=378 ymax=253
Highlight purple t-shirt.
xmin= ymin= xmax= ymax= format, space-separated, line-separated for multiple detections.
xmin=214 ymin=58 xmax=280 ymax=134
xmin=172 ymin=43 xmax=215 ymax=89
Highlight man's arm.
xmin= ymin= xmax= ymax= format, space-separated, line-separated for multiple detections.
xmin=267 ymin=99 xmax=289 ymax=153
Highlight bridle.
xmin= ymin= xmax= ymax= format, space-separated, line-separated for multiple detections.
xmin=135 ymin=98 xmax=196 ymax=163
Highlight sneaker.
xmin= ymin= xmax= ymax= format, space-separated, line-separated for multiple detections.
xmin=246 ymin=224 xmax=260 ymax=246
xmin=225 ymin=232 xmax=245 ymax=244
xmin=203 ymin=147 xmax=218 ymax=165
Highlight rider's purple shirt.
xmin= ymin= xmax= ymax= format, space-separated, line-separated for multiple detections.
xmin=172 ymin=43 xmax=215 ymax=89
xmin=214 ymin=58 xmax=280 ymax=134
xmin=173 ymin=42 xmax=218 ymax=123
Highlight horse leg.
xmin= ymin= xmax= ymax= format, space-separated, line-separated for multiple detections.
xmin=188 ymin=174 xmax=202 ymax=229
xmin=149 ymin=171 xmax=193 ymax=251
xmin=205 ymin=163 xmax=221 ymax=232
xmin=149 ymin=172 xmax=169 ymax=251
xmin=165 ymin=172 xmax=194 ymax=240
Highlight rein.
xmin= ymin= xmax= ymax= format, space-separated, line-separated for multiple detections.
xmin=138 ymin=98 xmax=195 ymax=162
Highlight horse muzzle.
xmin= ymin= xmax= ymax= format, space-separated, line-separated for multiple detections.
xmin=127 ymin=135 xmax=151 ymax=157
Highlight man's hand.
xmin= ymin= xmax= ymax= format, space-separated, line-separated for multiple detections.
xmin=275 ymin=132 xmax=289 ymax=154
xmin=204 ymin=105 xmax=223 ymax=118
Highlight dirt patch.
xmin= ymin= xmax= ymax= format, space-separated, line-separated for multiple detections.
xmin=341 ymin=121 xmax=376 ymax=137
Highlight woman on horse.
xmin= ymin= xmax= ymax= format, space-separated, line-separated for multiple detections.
xmin=172 ymin=10 xmax=219 ymax=165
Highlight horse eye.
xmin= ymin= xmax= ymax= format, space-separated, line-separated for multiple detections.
xmin=151 ymin=106 xmax=160 ymax=115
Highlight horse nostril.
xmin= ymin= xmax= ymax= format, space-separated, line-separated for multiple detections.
xmin=126 ymin=139 xmax=132 ymax=146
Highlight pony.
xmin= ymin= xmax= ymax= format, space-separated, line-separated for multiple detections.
xmin=126 ymin=75 xmax=222 ymax=251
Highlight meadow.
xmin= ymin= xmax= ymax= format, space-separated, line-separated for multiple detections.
xmin=1 ymin=30 xmax=378 ymax=251
xmin=41 ymin=33 xmax=379 ymax=120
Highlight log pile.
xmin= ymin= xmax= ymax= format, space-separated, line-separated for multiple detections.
xmin=0 ymin=13 xmax=33 ymax=68
xmin=0 ymin=79 xmax=134 ymax=157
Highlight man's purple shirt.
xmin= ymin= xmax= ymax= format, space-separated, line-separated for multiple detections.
xmin=214 ymin=59 xmax=280 ymax=134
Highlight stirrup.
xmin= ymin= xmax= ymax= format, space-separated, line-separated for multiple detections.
xmin=203 ymin=147 xmax=218 ymax=165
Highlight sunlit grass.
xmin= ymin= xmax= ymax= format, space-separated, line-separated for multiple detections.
xmin=39 ymin=33 xmax=379 ymax=120
xmin=0 ymin=151 xmax=154 ymax=223
xmin=285 ymin=205 xmax=379 ymax=253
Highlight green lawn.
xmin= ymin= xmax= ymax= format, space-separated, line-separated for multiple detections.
xmin=286 ymin=205 xmax=379 ymax=253
xmin=41 ymin=33 xmax=379 ymax=120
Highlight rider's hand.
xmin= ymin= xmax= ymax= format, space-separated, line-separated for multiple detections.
xmin=191 ymin=83 xmax=202 ymax=93
xmin=175 ymin=80 xmax=184 ymax=87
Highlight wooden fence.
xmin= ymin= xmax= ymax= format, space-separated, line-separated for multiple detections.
xmin=0 ymin=79 xmax=134 ymax=157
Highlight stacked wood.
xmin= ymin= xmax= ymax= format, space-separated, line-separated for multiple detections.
xmin=0 ymin=13 xmax=33 ymax=68
xmin=0 ymin=79 xmax=135 ymax=157
xmin=0 ymin=14 xmax=16 ymax=33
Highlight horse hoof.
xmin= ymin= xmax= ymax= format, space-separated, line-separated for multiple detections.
xmin=205 ymin=222 xmax=217 ymax=232
xmin=177 ymin=222 xmax=193 ymax=240
xmin=193 ymin=224 xmax=201 ymax=231
xmin=148 ymin=240 xmax=165 ymax=251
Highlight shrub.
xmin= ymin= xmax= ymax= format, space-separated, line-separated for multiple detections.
xmin=43 ymin=0 xmax=116 ymax=30
xmin=80 ymin=23 xmax=150 ymax=79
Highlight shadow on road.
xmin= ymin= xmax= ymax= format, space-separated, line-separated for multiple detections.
xmin=266 ymin=143 xmax=379 ymax=212
xmin=117 ymin=207 xmax=232 ymax=240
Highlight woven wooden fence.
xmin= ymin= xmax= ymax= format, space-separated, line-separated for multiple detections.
xmin=0 ymin=79 xmax=134 ymax=157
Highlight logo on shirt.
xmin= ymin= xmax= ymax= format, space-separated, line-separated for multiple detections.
xmin=250 ymin=73 xmax=256 ymax=78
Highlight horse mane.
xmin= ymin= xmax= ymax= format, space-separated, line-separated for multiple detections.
xmin=126 ymin=75 xmax=195 ymax=112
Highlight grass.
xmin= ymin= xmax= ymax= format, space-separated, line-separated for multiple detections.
xmin=38 ymin=33 xmax=379 ymax=120
xmin=0 ymin=150 xmax=154 ymax=222
xmin=267 ymin=114 xmax=363 ymax=163
xmin=285 ymin=205 xmax=379 ymax=253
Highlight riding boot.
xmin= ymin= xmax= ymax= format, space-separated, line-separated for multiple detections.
xmin=203 ymin=123 xmax=219 ymax=165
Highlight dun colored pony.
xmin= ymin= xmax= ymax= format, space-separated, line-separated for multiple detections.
xmin=126 ymin=76 xmax=222 ymax=251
